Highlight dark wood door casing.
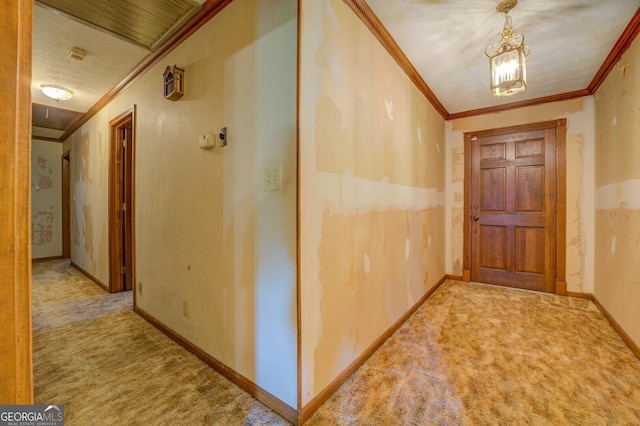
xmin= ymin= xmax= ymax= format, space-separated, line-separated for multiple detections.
xmin=62 ymin=151 xmax=71 ymax=258
xmin=463 ymin=119 xmax=567 ymax=295
xmin=108 ymin=106 xmax=136 ymax=293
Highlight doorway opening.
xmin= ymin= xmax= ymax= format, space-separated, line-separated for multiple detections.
xmin=108 ymin=106 xmax=136 ymax=293
xmin=61 ymin=150 xmax=71 ymax=259
xmin=463 ymin=119 xmax=567 ymax=295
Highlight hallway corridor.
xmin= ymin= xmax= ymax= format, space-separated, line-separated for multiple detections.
xmin=32 ymin=260 xmax=287 ymax=425
xmin=32 ymin=260 xmax=640 ymax=425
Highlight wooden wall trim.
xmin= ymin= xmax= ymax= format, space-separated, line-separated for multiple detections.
xmin=32 ymin=135 xmax=63 ymax=143
xmin=448 ymin=90 xmax=590 ymax=120
xmin=591 ymin=295 xmax=640 ymax=362
xmin=343 ymin=0 xmax=448 ymax=120
xmin=296 ymin=0 xmax=303 ymax=416
xmin=566 ymin=291 xmax=591 ymax=300
xmin=59 ymin=0 xmax=234 ymax=142
xmin=134 ymin=306 xmax=299 ymax=425
xmin=50 ymin=0 xmax=639 ymax=145
xmin=0 ymin=0 xmax=34 ymax=404
xmin=343 ymin=5 xmax=638 ymax=120
xmin=299 ymin=274 xmax=449 ymax=424
xmin=70 ymin=261 xmax=109 ymax=292
xmin=555 ymin=119 xmax=567 ymax=296
xmin=588 ymin=8 xmax=640 ymax=93
xmin=565 ymin=291 xmax=640 ymax=362
xmin=32 ymin=255 xmax=64 ymax=262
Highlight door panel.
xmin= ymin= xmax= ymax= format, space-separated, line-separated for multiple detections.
xmin=469 ymin=126 xmax=557 ymax=293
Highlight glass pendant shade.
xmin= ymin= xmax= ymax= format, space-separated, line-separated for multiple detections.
xmin=485 ymin=1 xmax=529 ymax=98
xmin=489 ymin=44 xmax=527 ymax=97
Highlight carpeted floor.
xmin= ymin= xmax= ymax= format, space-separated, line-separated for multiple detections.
xmin=33 ymin=260 xmax=640 ymax=425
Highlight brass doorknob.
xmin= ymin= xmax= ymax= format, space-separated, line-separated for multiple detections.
xmin=473 ymin=215 xmax=479 ymax=221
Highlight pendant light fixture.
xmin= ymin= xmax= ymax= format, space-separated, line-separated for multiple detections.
xmin=485 ymin=0 xmax=529 ymax=97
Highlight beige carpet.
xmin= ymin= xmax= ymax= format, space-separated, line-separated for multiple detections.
xmin=33 ymin=260 xmax=640 ymax=425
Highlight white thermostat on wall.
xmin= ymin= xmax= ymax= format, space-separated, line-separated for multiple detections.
xmin=198 ymin=133 xmax=215 ymax=150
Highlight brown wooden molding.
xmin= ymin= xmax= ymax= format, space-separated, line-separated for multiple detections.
xmin=0 ymin=0 xmax=34 ymax=404
xmin=32 ymin=135 xmax=63 ymax=143
xmin=588 ymin=8 xmax=640 ymax=93
xmin=296 ymin=0 xmax=303 ymax=415
xmin=555 ymin=281 xmax=567 ymax=296
xmin=591 ymin=294 xmax=640 ymax=362
xmin=343 ymin=0 xmax=448 ymax=120
xmin=344 ymin=5 xmax=638 ymax=120
xmin=566 ymin=291 xmax=591 ymax=300
xmin=299 ymin=274 xmax=449 ymax=424
xmin=446 ymin=274 xmax=464 ymax=281
xmin=448 ymin=90 xmax=590 ymax=120
xmin=59 ymin=0 xmax=234 ymax=142
xmin=31 ymin=255 xmax=64 ymax=262
xmin=70 ymin=261 xmax=109 ymax=292
xmin=134 ymin=306 xmax=299 ymax=425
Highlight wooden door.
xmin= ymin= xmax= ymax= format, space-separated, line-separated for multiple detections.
xmin=467 ymin=122 xmax=561 ymax=293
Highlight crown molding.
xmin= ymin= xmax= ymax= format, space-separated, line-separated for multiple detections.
xmin=588 ymin=7 xmax=640 ymax=93
xmin=347 ymin=1 xmax=640 ymax=121
xmin=59 ymin=0 xmax=234 ymax=142
xmin=344 ymin=0 xmax=449 ymax=120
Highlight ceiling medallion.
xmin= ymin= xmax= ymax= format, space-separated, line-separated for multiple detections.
xmin=485 ymin=0 xmax=530 ymax=97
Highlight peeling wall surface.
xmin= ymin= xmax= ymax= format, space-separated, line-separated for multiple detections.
xmin=64 ymin=0 xmax=298 ymax=408
xmin=445 ymin=98 xmax=596 ymax=294
xmin=300 ymin=0 xmax=446 ymax=406
xmin=594 ymin=36 xmax=640 ymax=347
xmin=31 ymin=139 xmax=62 ymax=258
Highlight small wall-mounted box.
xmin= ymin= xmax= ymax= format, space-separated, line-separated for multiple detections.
xmin=163 ymin=65 xmax=184 ymax=101
xmin=199 ymin=133 xmax=215 ymax=150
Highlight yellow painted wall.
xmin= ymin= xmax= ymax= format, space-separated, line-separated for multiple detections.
xmin=446 ymin=98 xmax=596 ymax=293
xmin=31 ymin=139 xmax=62 ymax=258
xmin=300 ymin=0 xmax=446 ymax=406
xmin=64 ymin=0 xmax=298 ymax=408
xmin=594 ymin=36 xmax=640 ymax=347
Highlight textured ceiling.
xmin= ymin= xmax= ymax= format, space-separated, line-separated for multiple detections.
xmin=37 ymin=0 xmax=203 ymax=51
xmin=367 ymin=0 xmax=640 ymax=114
xmin=32 ymin=5 xmax=150 ymax=114
xmin=31 ymin=0 xmax=639 ymax=140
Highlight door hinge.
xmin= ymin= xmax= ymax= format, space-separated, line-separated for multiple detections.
xmin=471 ymin=136 xmax=478 ymax=141
xmin=121 ymin=202 xmax=126 ymax=212
xmin=121 ymin=139 xmax=127 ymax=148
xmin=120 ymin=266 xmax=126 ymax=274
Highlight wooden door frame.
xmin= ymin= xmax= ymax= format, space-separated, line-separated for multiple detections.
xmin=0 ymin=0 xmax=33 ymax=403
xmin=61 ymin=150 xmax=71 ymax=258
xmin=463 ymin=119 xmax=567 ymax=295
xmin=108 ymin=105 xmax=136 ymax=293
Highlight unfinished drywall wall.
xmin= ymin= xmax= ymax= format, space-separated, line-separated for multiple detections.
xmin=31 ymin=139 xmax=62 ymax=259
xmin=446 ymin=98 xmax=596 ymax=293
xmin=300 ymin=0 xmax=446 ymax=407
xmin=594 ymin=36 xmax=640 ymax=347
xmin=64 ymin=0 xmax=298 ymax=408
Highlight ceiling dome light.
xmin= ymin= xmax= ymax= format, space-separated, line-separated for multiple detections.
xmin=40 ymin=84 xmax=73 ymax=101
xmin=485 ymin=0 xmax=530 ymax=97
